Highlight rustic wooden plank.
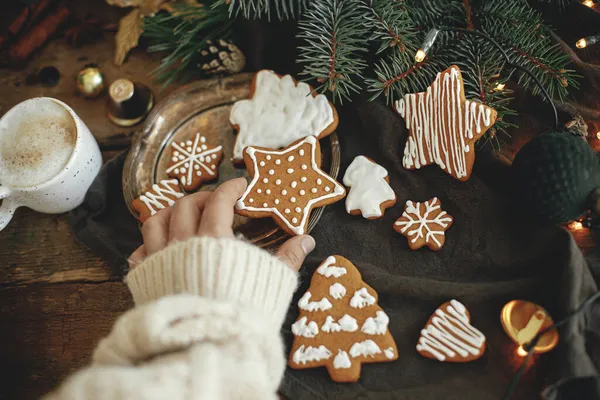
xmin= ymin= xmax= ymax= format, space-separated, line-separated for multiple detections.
xmin=0 ymin=282 xmax=132 ymax=400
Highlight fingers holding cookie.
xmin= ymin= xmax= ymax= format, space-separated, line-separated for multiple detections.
xmin=168 ymin=191 xmax=211 ymax=242
xmin=198 ymin=177 xmax=248 ymax=238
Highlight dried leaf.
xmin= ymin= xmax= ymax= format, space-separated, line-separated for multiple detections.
xmin=159 ymin=0 xmax=201 ymax=14
xmin=106 ymin=0 xmax=166 ymax=16
xmin=114 ymin=8 xmax=144 ymax=66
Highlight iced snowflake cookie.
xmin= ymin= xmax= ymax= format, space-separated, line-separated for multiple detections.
xmin=166 ymin=132 xmax=223 ymax=191
xmin=394 ymin=65 xmax=497 ymax=181
xmin=417 ymin=300 xmax=486 ymax=362
xmin=393 ymin=197 xmax=453 ymax=250
xmin=289 ymin=255 xmax=398 ymax=382
xmin=229 ymin=70 xmax=338 ymax=164
xmin=235 ymin=136 xmax=345 ymax=236
xmin=343 ymin=156 xmax=396 ymax=219
xmin=131 ymin=179 xmax=184 ymax=223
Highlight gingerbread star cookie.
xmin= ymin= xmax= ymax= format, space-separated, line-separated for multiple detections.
xmin=417 ymin=300 xmax=486 ymax=362
xmin=393 ymin=197 xmax=453 ymax=250
xmin=289 ymin=255 xmax=398 ymax=382
xmin=343 ymin=156 xmax=396 ymax=219
xmin=229 ymin=70 xmax=338 ymax=163
xmin=394 ymin=65 xmax=497 ymax=181
xmin=166 ymin=132 xmax=223 ymax=191
xmin=235 ymin=136 xmax=346 ymax=236
xmin=132 ymin=179 xmax=184 ymax=223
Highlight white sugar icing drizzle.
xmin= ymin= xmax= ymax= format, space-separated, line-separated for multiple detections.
xmin=361 ymin=311 xmax=390 ymax=335
xmin=234 ymin=136 xmax=345 ymax=235
xmin=350 ymin=288 xmax=376 ymax=309
xmin=349 ymin=340 xmax=382 ymax=358
xmin=321 ymin=315 xmax=358 ymax=332
xmin=229 ymin=70 xmax=335 ymax=160
xmin=394 ymin=66 xmax=495 ymax=179
xmin=139 ymin=179 xmax=184 ymax=216
xmin=394 ymin=197 xmax=452 ymax=248
xmin=292 ymin=345 xmax=332 ymax=365
xmin=166 ymin=132 xmax=222 ymax=187
xmin=298 ymin=292 xmax=333 ymax=312
xmin=416 ymin=299 xmax=486 ymax=362
xmin=384 ymin=347 xmax=395 ymax=359
xmin=333 ymin=350 xmax=352 ymax=369
xmin=329 ymin=283 xmax=347 ymax=299
xmin=317 ymin=256 xmax=347 ymax=278
xmin=343 ymin=156 xmax=395 ymax=218
xmin=291 ymin=316 xmax=319 ymax=338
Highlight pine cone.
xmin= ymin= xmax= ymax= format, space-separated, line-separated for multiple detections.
xmin=197 ymin=39 xmax=245 ymax=75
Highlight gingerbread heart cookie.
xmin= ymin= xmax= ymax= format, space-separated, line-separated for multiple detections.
xmin=166 ymin=132 xmax=223 ymax=191
xmin=289 ymin=255 xmax=398 ymax=382
xmin=393 ymin=197 xmax=453 ymax=250
xmin=235 ymin=136 xmax=345 ymax=236
xmin=132 ymin=179 xmax=184 ymax=223
xmin=394 ymin=65 xmax=497 ymax=181
xmin=416 ymin=300 xmax=486 ymax=362
xmin=343 ymin=156 xmax=396 ymax=219
xmin=229 ymin=70 xmax=338 ymax=163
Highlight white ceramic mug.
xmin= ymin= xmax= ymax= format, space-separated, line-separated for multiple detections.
xmin=0 ymin=98 xmax=102 ymax=231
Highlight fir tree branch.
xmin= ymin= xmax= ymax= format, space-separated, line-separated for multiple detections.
xmin=362 ymin=0 xmax=417 ymax=55
xmin=214 ymin=0 xmax=311 ymax=20
xmin=297 ymin=0 xmax=368 ymax=103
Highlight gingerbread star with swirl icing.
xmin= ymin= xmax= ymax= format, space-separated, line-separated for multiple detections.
xmin=394 ymin=65 xmax=497 ymax=181
xmin=235 ymin=136 xmax=346 ymax=236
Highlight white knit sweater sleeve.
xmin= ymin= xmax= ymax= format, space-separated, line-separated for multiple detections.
xmin=44 ymin=237 xmax=298 ymax=400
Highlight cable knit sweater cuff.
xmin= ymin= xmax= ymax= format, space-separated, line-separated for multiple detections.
xmin=126 ymin=237 xmax=298 ymax=328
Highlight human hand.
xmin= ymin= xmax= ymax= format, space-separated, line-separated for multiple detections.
xmin=128 ymin=177 xmax=315 ymax=271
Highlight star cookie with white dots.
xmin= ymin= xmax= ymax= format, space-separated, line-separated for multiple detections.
xmin=235 ymin=136 xmax=346 ymax=236
xmin=166 ymin=132 xmax=223 ymax=191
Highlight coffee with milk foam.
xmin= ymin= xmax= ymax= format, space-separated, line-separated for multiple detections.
xmin=0 ymin=99 xmax=77 ymax=187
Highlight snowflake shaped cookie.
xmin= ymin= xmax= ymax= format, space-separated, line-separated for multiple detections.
xmin=393 ymin=197 xmax=453 ymax=250
xmin=166 ymin=133 xmax=223 ymax=191
xmin=235 ymin=136 xmax=346 ymax=236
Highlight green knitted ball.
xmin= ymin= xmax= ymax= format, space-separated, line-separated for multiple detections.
xmin=512 ymin=132 xmax=600 ymax=223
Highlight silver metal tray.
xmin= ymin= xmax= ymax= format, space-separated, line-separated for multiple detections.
xmin=123 ymin=73 xmax=341 ymax=249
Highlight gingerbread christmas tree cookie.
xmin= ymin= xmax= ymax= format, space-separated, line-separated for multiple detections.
xmin=132 ymin=179 xmax=184 ymax=223
xmin=235 ymin=136 xmax=345 ymax=236
xmin=289 ymin=255 xmax=398 ymax=382
xmin=166 ymin=132 xmax=223 ymax=191
xmin=229 ymin=70 xmax=338 ymax=163
xmin=416 ymin=300 xmax=486 ymax=362
xmin=394 ymin=197 xmax=453 ymax=250
xmin=394 ymin=65 xmax=497 ymax=181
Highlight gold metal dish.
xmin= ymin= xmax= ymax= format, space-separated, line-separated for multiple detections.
xmin=122 ymin=73 xmax=341 ymax=250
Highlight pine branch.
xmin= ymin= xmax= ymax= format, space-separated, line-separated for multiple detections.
xmin=363 ymin=0 xmax=417 ymax=55
xmin=143 ymin=4 xmax=234 ymax=85
xmin=297 ymin=0 xmax=368 ymax=103
xmin=214 ymin=0 xmax=311 ymax=20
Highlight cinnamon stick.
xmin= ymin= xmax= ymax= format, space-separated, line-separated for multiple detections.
xmin=4 ymin=5 xmax=70 ymax=65
xmin=0 ymin=0 xmax=55 ymax=50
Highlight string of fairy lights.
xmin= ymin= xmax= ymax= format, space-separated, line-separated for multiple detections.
xmin=576 ymin=0 xmax=599 ymax=51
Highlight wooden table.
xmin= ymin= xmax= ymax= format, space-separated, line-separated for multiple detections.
xmin=0 ymin=3 xmax=597 ymax=400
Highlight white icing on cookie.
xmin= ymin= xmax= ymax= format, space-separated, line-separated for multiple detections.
xmin=321 ymin=316 xmax=341 ymax=333
xmin=321 ymin=315 xmax=357 ymax=332
xmin=316 ymin=256 xmax=347 ymax=278
xmin=349 ymin=340 xmax=382 ymax=358
xmin=292 ymin=345 xmax=332 ymax=365
xmin=394 ymin=198 xmax=452 ymax=248
xmin=333 ymin=350 xmax=352 ymax=369
xmin=291 ymin=316 xmax=319 ymax=338
xmin=361 ymin=311 xmax=390 ymax=335
xmin=234 ymin=136 xmax=345 ymax=235
xmin=329 ymin=282 xmax=346 ymax=299
xmin=416 ymin=299 xmax=486 ymax=362
xmin=229 ymin=70 xmax=335 ymax=160
xmin=350 ymin=288 xmax=376 ymax=309
xmin=298 ymin=292 xmax=332 ymax=312
xmin=139 ymin=179 xmax=184 ymax=216
xmin=166 ymin=133 xmax=222 ymax=188
xmin=343 ymin=156 xmax=395 ymax=218
xmin=394 ymin=66 xmax=496 ymax=180
xmin=384 ymin=347 xmax=395 ymax=359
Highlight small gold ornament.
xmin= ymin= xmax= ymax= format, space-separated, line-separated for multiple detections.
xmin=77 ymin=66 xmax=106 ymax=98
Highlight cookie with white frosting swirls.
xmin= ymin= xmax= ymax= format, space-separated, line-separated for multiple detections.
xmin=289 ymin=255 xmax=398 ymax=382
xmin=229 ymin=70 xmax=338 ymax=164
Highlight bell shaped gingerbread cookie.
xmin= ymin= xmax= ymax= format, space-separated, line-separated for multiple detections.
xmin=394 ymin=65 xmax=497 ymax=181
xmin=416 ymin=300 xmax=486 ymax=362
xmin=289 ymin=255 xmax=398 ymax=382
